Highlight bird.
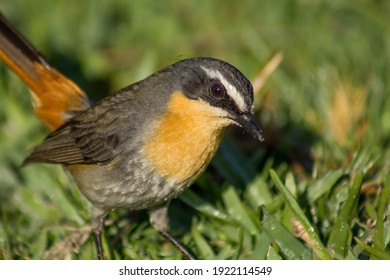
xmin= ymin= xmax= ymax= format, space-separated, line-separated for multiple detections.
xmin=0 ymin=12 xmax=263 ymax=260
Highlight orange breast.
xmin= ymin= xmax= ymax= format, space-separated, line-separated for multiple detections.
xmin=143 ymin=92 xmax=232 ymax=184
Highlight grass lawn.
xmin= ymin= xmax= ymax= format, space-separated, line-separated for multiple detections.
xmin=0 ymin=0 xmax=389 ymax=260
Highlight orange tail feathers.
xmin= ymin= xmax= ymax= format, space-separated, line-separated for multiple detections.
xmin=0 ymin=13 xmax=89 ymax=131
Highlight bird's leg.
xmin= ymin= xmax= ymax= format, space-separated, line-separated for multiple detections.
xmin=159 ymin=230 xmax=195 ymax=260
xmin=91 ymin=207 xmax=107 ymax=260
xmin=149 ymin=205 xmax=195 ymax=260
xmin=93 ymin=231 xmax=104 ymax=260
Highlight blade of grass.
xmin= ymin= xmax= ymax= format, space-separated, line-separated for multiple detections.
xmin=179 ymin=190 xmax=231 ymax=223
xmin=216 ymin=244 xmax=233 ymax=260
xmin=373 ymin=173 xmax=390 ymax=257
xmin=266 ymin=246 xmax=282 ymax=260
xmin=245 ymin=176 xmax=274 ymax=210
xmin=192 ymin=227 xmax=216 ymax=259
xmin=31 ymin=228 xmax=48 ymax=259
xmin=285 ymin=172 xmax=297 ymax=197
xmin=307 ymin=170 xmax=344 ymax=203
xmin=235 ymin=228 xmax=244 ymax=259
xmin=355 ymin=238 xmax=390 ymax=259
xmin=346 ymin=248 xmax=358 ymax=260
xmin=327 ymin=221 xmax=351 ymax=259
xmin=222 ymin=185 xmax=259 ymax=235
xmin=250 ymin=232 xmax=271 ymax=259
xmin=327 ymin=171 xmax=364 ymax=259
xmin=270 ymin=169 xmax=331 ymax=259
xmin=260 ymin=205 xmax=312 ymax=260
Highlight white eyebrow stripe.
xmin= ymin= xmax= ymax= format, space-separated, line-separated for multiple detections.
xmin=200 ymin=66 xmax=246 ymax=112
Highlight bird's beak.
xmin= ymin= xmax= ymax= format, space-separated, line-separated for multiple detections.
xmin=232 ymin=112 xmax=264 ymax=142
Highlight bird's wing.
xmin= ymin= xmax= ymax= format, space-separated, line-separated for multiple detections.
xmin=23 ymin=86 xmax=143 ymax=165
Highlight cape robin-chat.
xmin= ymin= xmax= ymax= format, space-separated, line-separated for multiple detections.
xmin=0 ymin=13 xmax=263 ymax=259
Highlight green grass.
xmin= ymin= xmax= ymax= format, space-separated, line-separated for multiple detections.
xmin=0 ymin=0 xmax=389 ymax=260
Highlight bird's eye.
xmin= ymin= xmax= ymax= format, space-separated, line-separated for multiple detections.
xmin=210 ymin=83 xmax=226 ymax=99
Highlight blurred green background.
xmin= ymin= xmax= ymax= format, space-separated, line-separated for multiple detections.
xmin=0 ymin=0 xmax=389 ymax=259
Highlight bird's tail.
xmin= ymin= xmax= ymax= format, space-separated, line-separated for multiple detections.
xmin=0 ymin=13 xmax=89 ymax=131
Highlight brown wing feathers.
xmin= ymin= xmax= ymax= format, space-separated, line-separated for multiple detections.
xmin=23 ymin=117 xmax=119 ymax=165
xmin=22 ymin=126 xmax=85 ymax=165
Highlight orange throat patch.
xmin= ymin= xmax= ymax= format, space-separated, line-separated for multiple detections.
xmin=143 ymin=92 xmax=233 ymax=184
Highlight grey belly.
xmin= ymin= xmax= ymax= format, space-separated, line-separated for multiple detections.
xmin=67 ymin=157 xmax=189 ymax=211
